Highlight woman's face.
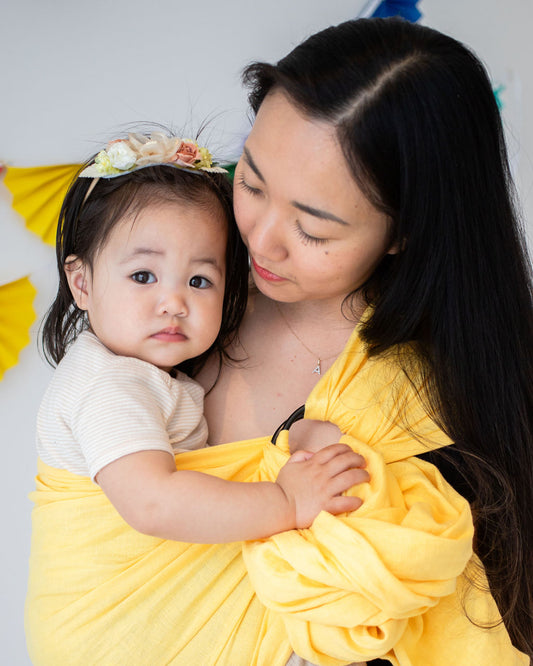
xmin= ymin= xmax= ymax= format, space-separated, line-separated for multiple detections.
xmin=234 ymin=91 xmax=397 ymax=305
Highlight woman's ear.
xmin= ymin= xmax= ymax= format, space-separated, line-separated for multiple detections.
xmin=64 ymin=255 xmax=90 ymax=311
xmin=387 ymin=237 xmax=407 ymax=255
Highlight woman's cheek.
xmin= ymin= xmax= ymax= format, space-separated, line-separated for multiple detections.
xmin=233 ymin=192 xmax=250 ymax=238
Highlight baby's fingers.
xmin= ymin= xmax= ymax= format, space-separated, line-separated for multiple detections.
xmin=325 ymin=494 xmax=363 ymax=515
xmin=313 ymin=443 xmax=366 ymax=469
xmin=327 ymin=466 xmax=370 ymax=497
xmin=288 ymin=450 xmax=314 ymax=463
xmin=320 ymin=450 xmax=369 ymax=483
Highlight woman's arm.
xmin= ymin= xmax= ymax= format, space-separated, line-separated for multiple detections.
xmin=96 ymin=445 xmax=368 ymax=543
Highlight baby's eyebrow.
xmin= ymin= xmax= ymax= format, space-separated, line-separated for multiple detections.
xmin=190 ymin=257 xmax=224 ymax=274
xmin=120 ymin=251 xmax=224 ymax=275
xmin=119 ymin=248 xmax=163 ymax=263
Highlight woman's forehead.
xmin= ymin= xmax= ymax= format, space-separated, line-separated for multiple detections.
xmin=248 ymin=91 xmax=336 ymax=154
xmin=243 ymin=91 xmax=371 ymax=218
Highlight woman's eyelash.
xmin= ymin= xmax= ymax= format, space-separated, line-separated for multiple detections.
xmin=237 ymin=172 xmax=327 ymax=246
xmin=293 ymin=221 xmax=328 ymax=246
xmin=237 ymin=174 xmax=261 ymax=196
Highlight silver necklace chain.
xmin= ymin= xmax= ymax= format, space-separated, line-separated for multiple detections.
xmin=275 ymin=302 xmax=344 ymax=375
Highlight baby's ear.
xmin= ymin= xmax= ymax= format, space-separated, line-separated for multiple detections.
xmin=64 ymin=255 xmax=89 ymax=310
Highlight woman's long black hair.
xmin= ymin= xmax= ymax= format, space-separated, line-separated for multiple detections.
xmin=243 ymin=18 xmax=533 ymax=656
xmin=42 ymin=161 xmax=248 ymax=374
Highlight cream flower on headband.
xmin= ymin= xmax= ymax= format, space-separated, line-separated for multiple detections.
xmin=106 ymin=141 xmax=137 ymax=170
xmin=79 ymin=132 xmax=226 ymax=178
xmin=130 ymin=132 xmax=184 ymax=166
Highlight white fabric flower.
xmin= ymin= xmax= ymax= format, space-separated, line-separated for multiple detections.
xmin=106 ymin=141 xmax=138 ymax=170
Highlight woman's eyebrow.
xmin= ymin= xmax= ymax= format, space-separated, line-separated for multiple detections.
xmin=242 ymin=147 xmax=265 ymax=182
xmin=292 ymin=202 xmax=349 ymax=226
xmin=243 ymin=146 xmax=349 ymax=226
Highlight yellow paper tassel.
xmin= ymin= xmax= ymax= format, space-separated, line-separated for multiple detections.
xmin=0 ymin=276 xmax=37 ymax=380
xmin=4 ymin=164 xmax=81 ymax=246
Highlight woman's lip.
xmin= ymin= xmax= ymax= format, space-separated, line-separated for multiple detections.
xmin=251 ymin=257 xmax=286 ymax=282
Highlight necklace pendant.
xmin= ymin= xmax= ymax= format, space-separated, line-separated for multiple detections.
xmin=312 ymin=360 xmax=321 ymax=375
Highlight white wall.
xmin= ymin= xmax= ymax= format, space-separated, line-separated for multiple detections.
xmin=1 ymin=2 xmax=531 ymax=663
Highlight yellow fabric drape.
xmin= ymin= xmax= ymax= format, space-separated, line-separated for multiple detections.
xmin=4 ymin=164 xmax=81 ymax=246
xmin=25 ymin=327 xmax=528 ymax=665
xmin=0 ymin=276 xmax=36 ymax=380
xmin=27 ymin=440 xmax=290 ymax=666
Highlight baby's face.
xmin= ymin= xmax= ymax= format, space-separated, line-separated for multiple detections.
xmin=70 ymin=200 xmax=227 ymax=371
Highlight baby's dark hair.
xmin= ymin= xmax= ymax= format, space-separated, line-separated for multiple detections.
xmin=41 ymin=162 xmax=248 ymax=372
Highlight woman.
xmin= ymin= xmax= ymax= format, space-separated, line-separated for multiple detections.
xmin=26 ymin=17 xmax=532 ymax=666
xmin=197 ymin=16 xmax=533 ymax=665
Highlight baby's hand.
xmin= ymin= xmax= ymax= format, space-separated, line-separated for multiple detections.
xmin=275 ymin=443 xmax=369 ymax=529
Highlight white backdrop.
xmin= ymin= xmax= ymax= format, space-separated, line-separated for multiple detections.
xmin=1 ymin=2 xmax=532 ymax=663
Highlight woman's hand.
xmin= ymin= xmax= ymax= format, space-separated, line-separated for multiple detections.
xmin=275 ymin=443 xmax=369 ymax=528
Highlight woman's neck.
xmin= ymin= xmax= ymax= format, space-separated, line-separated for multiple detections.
xmin=198 ymin=289 xmax=365 ymax=445
xmin=248 ymin=290 xmax=363 ymax=378
xmin=252 ymin=288 xmax=365 ymax=330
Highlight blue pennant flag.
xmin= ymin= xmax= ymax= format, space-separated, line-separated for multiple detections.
xmin=359 ymin=0 xmax=422 ymax=22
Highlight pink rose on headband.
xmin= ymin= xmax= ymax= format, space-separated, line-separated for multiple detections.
xmin=174 ymin=140 xmax=200 ymax=165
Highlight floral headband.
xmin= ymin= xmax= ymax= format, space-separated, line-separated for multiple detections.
xmin=79 ymin=132 xmax=227 ymax=179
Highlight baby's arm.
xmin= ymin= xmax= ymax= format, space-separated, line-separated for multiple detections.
xmin=96 ymin=444 xmax=368 ymax=543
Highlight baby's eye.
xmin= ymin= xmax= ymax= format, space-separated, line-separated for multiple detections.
xmin=189 ymin=275 xmax=212 ymax=289
xmin=131 ymin=271 xmax=156 ymax=284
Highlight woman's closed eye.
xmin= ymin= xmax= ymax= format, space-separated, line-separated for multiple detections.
xmin=131 ymin=270 xmax=157 ymax=284
xmin=237 ymin=173 xmax=262 ymax=197
xmin=293 ymin=220 xmax=328 ymax=246
xmin=189 ymin=275 xmax=213 ymax=289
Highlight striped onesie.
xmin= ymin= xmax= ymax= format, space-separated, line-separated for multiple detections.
xmin=37 ymin=330 xmax=208 ymax=481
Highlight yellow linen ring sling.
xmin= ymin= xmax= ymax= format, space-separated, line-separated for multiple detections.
xmin=25 ymin=325 xmax=528 ymax=665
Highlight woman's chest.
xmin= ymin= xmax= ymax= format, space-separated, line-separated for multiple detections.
xmin=197 ymin=293 xmax=355 ymax=449
xmin=199 ymin=338 xmax=342 ymax=451
xmin=201 ymin=351 xmax=316 ymax=444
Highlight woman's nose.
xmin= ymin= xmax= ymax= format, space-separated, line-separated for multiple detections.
xmin=246 ymin=208 xmax=288 ymax=262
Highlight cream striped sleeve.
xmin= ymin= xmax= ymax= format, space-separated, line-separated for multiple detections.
xmin=70 ymin=357 xmax=204 ymax=480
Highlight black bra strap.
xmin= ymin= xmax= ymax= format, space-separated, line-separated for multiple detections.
xmin=271 ymin=405 xmax=305 ymax=445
